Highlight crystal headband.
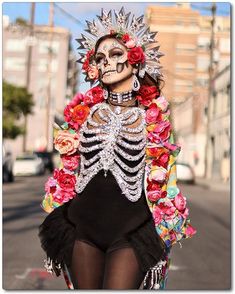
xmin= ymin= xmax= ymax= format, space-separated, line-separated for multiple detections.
xmin=76 ymin=7 xmax=164 ymax=84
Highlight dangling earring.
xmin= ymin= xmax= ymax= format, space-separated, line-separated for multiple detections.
xmin=132 ymin=74 xmax=140 ymax=91
xmin=103 ymin=88 xmax=108 ymax=100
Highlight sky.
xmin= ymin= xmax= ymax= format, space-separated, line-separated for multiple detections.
xmin=2 ymin=2 xmax=231 ymax=92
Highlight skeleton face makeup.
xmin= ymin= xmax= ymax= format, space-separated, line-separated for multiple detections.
xmin=95 ymin=38 xmax=134 ymax=85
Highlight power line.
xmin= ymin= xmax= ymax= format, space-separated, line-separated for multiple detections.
xmin=54 ymin=3 xmax=83 ymax=26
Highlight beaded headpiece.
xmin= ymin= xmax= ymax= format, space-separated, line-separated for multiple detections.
xmin=76 ymin=7 xmax=164 ymax=83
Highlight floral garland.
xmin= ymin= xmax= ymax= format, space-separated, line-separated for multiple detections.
xmin=82 ymin=31 xmax=146 ymax=83
xmin=41 ymin=85 xmax=196 ymax=249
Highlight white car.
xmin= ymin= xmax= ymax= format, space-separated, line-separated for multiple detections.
xmin=13 ymin=154 xmax=45 ymax=176
xmin=176 ymin=162 xmax=195 ymax=184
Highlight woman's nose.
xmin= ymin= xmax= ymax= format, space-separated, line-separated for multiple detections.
xmin=103 ymin=57 xmax=109 ymax=66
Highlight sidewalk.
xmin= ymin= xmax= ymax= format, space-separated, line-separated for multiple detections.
xmin=195 ymin=177 xmax=230 ymax=192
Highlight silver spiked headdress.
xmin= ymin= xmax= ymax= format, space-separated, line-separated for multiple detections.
xmin=76 ymin=7 xmax=164 ymax=83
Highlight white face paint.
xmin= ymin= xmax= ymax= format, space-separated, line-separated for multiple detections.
xmin=95 ymin=38 xmax=134 ymax=85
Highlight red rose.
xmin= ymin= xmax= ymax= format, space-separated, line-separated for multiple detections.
xmin=57 ymin=169 xmax=76 ymax=191
xmin=122 ymin=33 xmax=130 ymax=42
xmin=153 ymin=153 xmax=170 ymax=169
xmin=138 ymin=85 xmax=159 ymax=106
xmin=84 ymin=86 xmax=104 ymax=106
xmin=72 ymin=104 xmax=90 ymax=126
xmin=127 ymin=46 xmax=145 ymax=65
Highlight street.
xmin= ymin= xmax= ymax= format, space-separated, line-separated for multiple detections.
xmin=3 ymin=174 xmax=231 ymax=290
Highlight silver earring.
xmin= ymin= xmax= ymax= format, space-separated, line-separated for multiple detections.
xmin=103 ymin=88 xmax=108 ymax=100
xmin=132 ymin=75 xmax=140 ymax=91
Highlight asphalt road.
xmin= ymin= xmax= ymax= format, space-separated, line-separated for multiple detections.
xmin=3 ymin=174 xmax=231 ymax=290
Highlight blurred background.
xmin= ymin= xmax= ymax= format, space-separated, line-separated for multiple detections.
xmin=2 ymin=1 xmax=231 ymax=290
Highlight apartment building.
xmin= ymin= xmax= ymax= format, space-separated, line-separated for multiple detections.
xmin=3 ymin=18 xmax=78 ymax=155
xmin=146 ymin=3 xmax=230 ymax=178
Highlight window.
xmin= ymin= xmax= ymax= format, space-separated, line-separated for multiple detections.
xmin=5 ymin=57 xmax=25 ymax=71
xmin=175 ymin=63 xmax=195 ymax=73
xmin=176 ymin=43 xmax=196 ymax=55
xmin=174 ymin=80 xmax=193 ymax=92
xmin=197 ymin=37 xmax=210 ymax=50
xmin=219 ymin=38 xmax=230 ymax=53
xmin=39 ymin=40 xmax=60 ymax=54
xmin=6 ymin=39 xmax=26 ymax=52
xmin=38 ymin=59 xmax=58 ymax=72
xmin=197 ymin=56 xmax=210 ymax=71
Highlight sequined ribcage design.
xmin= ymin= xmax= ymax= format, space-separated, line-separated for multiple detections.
xmin=75 ymin=102 xmax=147 ymax=202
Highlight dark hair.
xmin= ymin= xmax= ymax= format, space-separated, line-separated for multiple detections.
xmin=94 ymin=34 xmax=164 ymax=96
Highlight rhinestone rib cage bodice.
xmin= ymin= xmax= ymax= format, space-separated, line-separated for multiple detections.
xmin=75 ymin=102 xmax=147 ymax=202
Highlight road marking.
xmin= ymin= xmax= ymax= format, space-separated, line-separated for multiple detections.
xmin=169 ymin=264 xmax=186 ymax=271
xmin=15 ymin=268 xmax=53 ymax=280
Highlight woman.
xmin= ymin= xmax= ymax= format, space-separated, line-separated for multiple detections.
xmin=39 ymin=7 xmax=196 ymax=290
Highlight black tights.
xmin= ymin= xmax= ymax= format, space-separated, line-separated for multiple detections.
xmin=68 ymin=240 xmax=145 ymax=289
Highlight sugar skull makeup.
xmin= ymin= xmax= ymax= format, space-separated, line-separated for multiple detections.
xmin=95 ymin=38 xmax=134 ymax=85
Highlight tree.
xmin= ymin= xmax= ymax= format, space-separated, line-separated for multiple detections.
xmin=3 ymin=81 xmax=34 ymax=140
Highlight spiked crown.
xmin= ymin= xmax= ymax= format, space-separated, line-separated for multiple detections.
xmin=76 ymin=7 xmax=164 ymax=83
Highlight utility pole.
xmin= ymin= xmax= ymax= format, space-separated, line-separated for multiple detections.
xmin=45 ymin=3 xmax=54 ymax=151
xmin=204 ymin=3 xmax=216 ymax=178
xmin=23 ymin=2 xmax=35 ymax=152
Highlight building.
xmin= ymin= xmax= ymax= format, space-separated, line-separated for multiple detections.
xmin=207 ymin=65 xmax=230 ymax=182
xmin=3 ymin=18 xmax=79 ymax=156
xmin=146 ymin=3 xmax=230 ymax=178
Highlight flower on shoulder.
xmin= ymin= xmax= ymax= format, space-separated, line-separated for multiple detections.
xmin=145 ymin=103 xmax=162 ymax=124
xmin=147 ymin=121 xmax=171 ymax=144
xmin=83 ymin=86 xmax=104 ymax=106
xmin=156 ymin=96 xmax=169 ymax=112
xmin=137 ymin=86 xmax=159 ymax=107
xmin=54 ymin=130 xmax=79 ymax=156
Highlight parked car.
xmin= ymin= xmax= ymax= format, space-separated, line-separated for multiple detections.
xmin=3 ymin=145 xmax=14 ymax=183
xmin=33 ymin=151 xmax=54 ymax=172
xmin=13 ymin=154 xmax=45 ymax=176
xmin=176 ymin=162 xmax=195 ymax=184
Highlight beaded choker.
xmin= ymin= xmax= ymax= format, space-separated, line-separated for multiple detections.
xmin=109 ymin=90 xmax=133 ymax=104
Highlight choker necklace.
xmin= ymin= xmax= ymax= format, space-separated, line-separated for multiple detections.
xmin=108 ymin=99 xmax=137 ymax=115
xmin=109 ymin=90 xmax=133 ymax=104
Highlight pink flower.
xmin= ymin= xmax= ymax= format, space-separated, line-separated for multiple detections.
xmin=61 ymin=154 xmax=80 ymax=170
xmin=185 ymin=224 xmax=197 ymax=236
xmin=145 ymin=103 xmax=162 ymax=124
xmin=54 ymin=130 xmax=79 ymax=156
xmin=56 ymin=169 xmax=76 ymax=191
xmin=148 ymin=121 xmax=171 ymax=144
xmin=44 ymin=177 xmax=57 ymax=194
xmin=156 ymin=96 xmax=169 ymax=112
xmin=69 ymin=93 xmax=84 ymax=107
xmin=174 ymin=193 xmax=187 ymax=211
xmin=153 ymin=206 xmax=164 ymax=225
xmin=159 ymin=201 xmax=176 ymax=219
xmin=150 ymin=166 xmax=168 ymax=183
xmin=125 ymin=39 xmax=136 ymax=48
xmin=53 ymin=187 xmax=76 ymax=203
xmin=147 ymin=190 xmax=162 ymax=202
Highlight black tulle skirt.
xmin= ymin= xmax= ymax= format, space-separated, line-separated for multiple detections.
xmin=38 ymin=200 xmax=166 ymax=273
